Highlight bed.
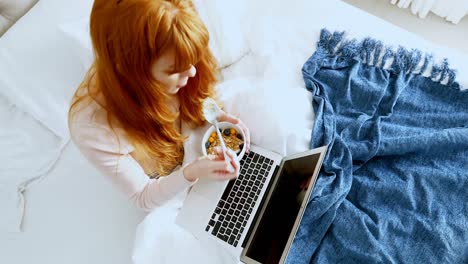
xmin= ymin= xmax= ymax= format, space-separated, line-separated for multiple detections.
xmin=0 ymin=0 xmax=466 ymax=263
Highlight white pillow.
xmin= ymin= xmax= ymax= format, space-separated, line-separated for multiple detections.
xmin=59 ymin=0 xmax=250 ymax=71
xmin=58 ymin=17 xmax=93 ymax=70
xmin=0 ymin=0 xmax=94 ymax=140
xmin=192 ymin=0 xmax=250 ymax=69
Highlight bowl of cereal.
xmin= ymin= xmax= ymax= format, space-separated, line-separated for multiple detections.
xmin=202 ymin=121 xmax=246 ymax=161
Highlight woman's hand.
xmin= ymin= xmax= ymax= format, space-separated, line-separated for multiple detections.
xmin=183 ymin=147 xmax=240 ymax=182
xmin=217 ymin=110 xmax=251 ymax=154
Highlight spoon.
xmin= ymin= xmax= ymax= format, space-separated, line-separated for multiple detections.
xmin=202 ymin=98 xmax=234 ymax=173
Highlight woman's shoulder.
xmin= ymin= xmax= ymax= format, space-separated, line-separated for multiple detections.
xmin=69 ymin=97 xmax=108 ymax=128
xmin=68 ymin=73 xmax=133 ymax=154
xmin=69 ymin=68 xmax=116 ymax=130
xmin=69 ymin=100 xmax=134 ymax=154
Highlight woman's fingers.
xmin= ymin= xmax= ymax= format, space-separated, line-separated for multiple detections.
xmin=208 ymin=149 xmax=231 ymax=169
xmin=237 ymin=121 xmax=251 ymax=154
xmin=207 ymin=148 xmax=238 ymax=179
xmin=217 ymin=111 xmax=239 ymax=124
xmin=209 ymin=160 xmax=230 ymax=171
xmin=202 ymin=154 xmax=216 ymax=161
xmin=225 ymin=149 xmax=240 ymax=173
xmin=214 ymin=147 xmax=240 ymax=172
xmin=213 ymin=170 xmax=238 ymax=180
xmin=213 ymin=146 xmax=224 ymax=159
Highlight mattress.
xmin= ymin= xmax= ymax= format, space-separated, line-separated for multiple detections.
xmin=1 ymin=0 xmax=467 ymax=263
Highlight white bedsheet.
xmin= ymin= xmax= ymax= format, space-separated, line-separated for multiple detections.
xmin=2 ymin=0 xmax=468 ymax=263
xmin=0 ymin=97 xmax=66 ymax=232
xmin=0 ymin=0 xmax=94 ymax=232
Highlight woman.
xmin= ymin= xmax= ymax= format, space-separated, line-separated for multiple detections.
xmin=68 ymin=0 xmax=250 ymax=262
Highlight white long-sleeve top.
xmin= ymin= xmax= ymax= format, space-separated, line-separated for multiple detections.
xmin=69 ymin=98 xmax=198 ymax=212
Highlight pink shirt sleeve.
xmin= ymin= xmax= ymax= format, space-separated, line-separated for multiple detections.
xmin=69 ymin=122 xmax=196 ymax=211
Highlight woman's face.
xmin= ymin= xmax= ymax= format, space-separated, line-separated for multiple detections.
xmin=151 ymin=48 xmax=197 ymax=95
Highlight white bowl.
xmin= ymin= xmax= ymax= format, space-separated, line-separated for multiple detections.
xmin=201 ymin=121 xmax=246 ymax=161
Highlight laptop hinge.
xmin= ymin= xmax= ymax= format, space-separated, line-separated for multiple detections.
xmin=242 ymin=164 xmax=280 ymax=248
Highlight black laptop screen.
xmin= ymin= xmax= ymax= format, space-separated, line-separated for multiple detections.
xmin=244 ymin=153 xmax=321 ymax=264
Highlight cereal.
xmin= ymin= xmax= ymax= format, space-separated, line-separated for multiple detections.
xmin=206 ymin=127 xmax=244 ymax=156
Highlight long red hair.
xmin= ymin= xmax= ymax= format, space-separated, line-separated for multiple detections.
xmin=69 ymin=0 xmax=219 ymax=175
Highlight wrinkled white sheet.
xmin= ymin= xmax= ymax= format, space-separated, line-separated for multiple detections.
xmin=0 ymin=97 xmax=66 ymax=232
xmin=2 ymin=0 xmax=468 ymax=261
xmin=132 ymin=191 xmax=236 ymax=264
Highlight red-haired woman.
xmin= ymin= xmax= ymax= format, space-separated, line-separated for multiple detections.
xmin=68 ymin=0 xmax=250 ymax=216
xmin=69 ymin=1 xmax=250 ymax=261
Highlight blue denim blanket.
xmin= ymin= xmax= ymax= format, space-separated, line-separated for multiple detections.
xmin=286 ymin=29 xmax=468 ymax=264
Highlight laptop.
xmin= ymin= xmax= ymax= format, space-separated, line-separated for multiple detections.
xmin=176 ymin=144 xmax=327 ymax=263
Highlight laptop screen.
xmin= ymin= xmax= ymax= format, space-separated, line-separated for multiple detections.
xmin=244 ymin=152 xmax=321 ymax=264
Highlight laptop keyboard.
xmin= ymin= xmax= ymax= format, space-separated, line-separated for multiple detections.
xmin=205 ymin=151 xmax=274 ymax=247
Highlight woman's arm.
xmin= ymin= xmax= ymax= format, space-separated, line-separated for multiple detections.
xmin=70 ymin=123 xmax=196 ymax=211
